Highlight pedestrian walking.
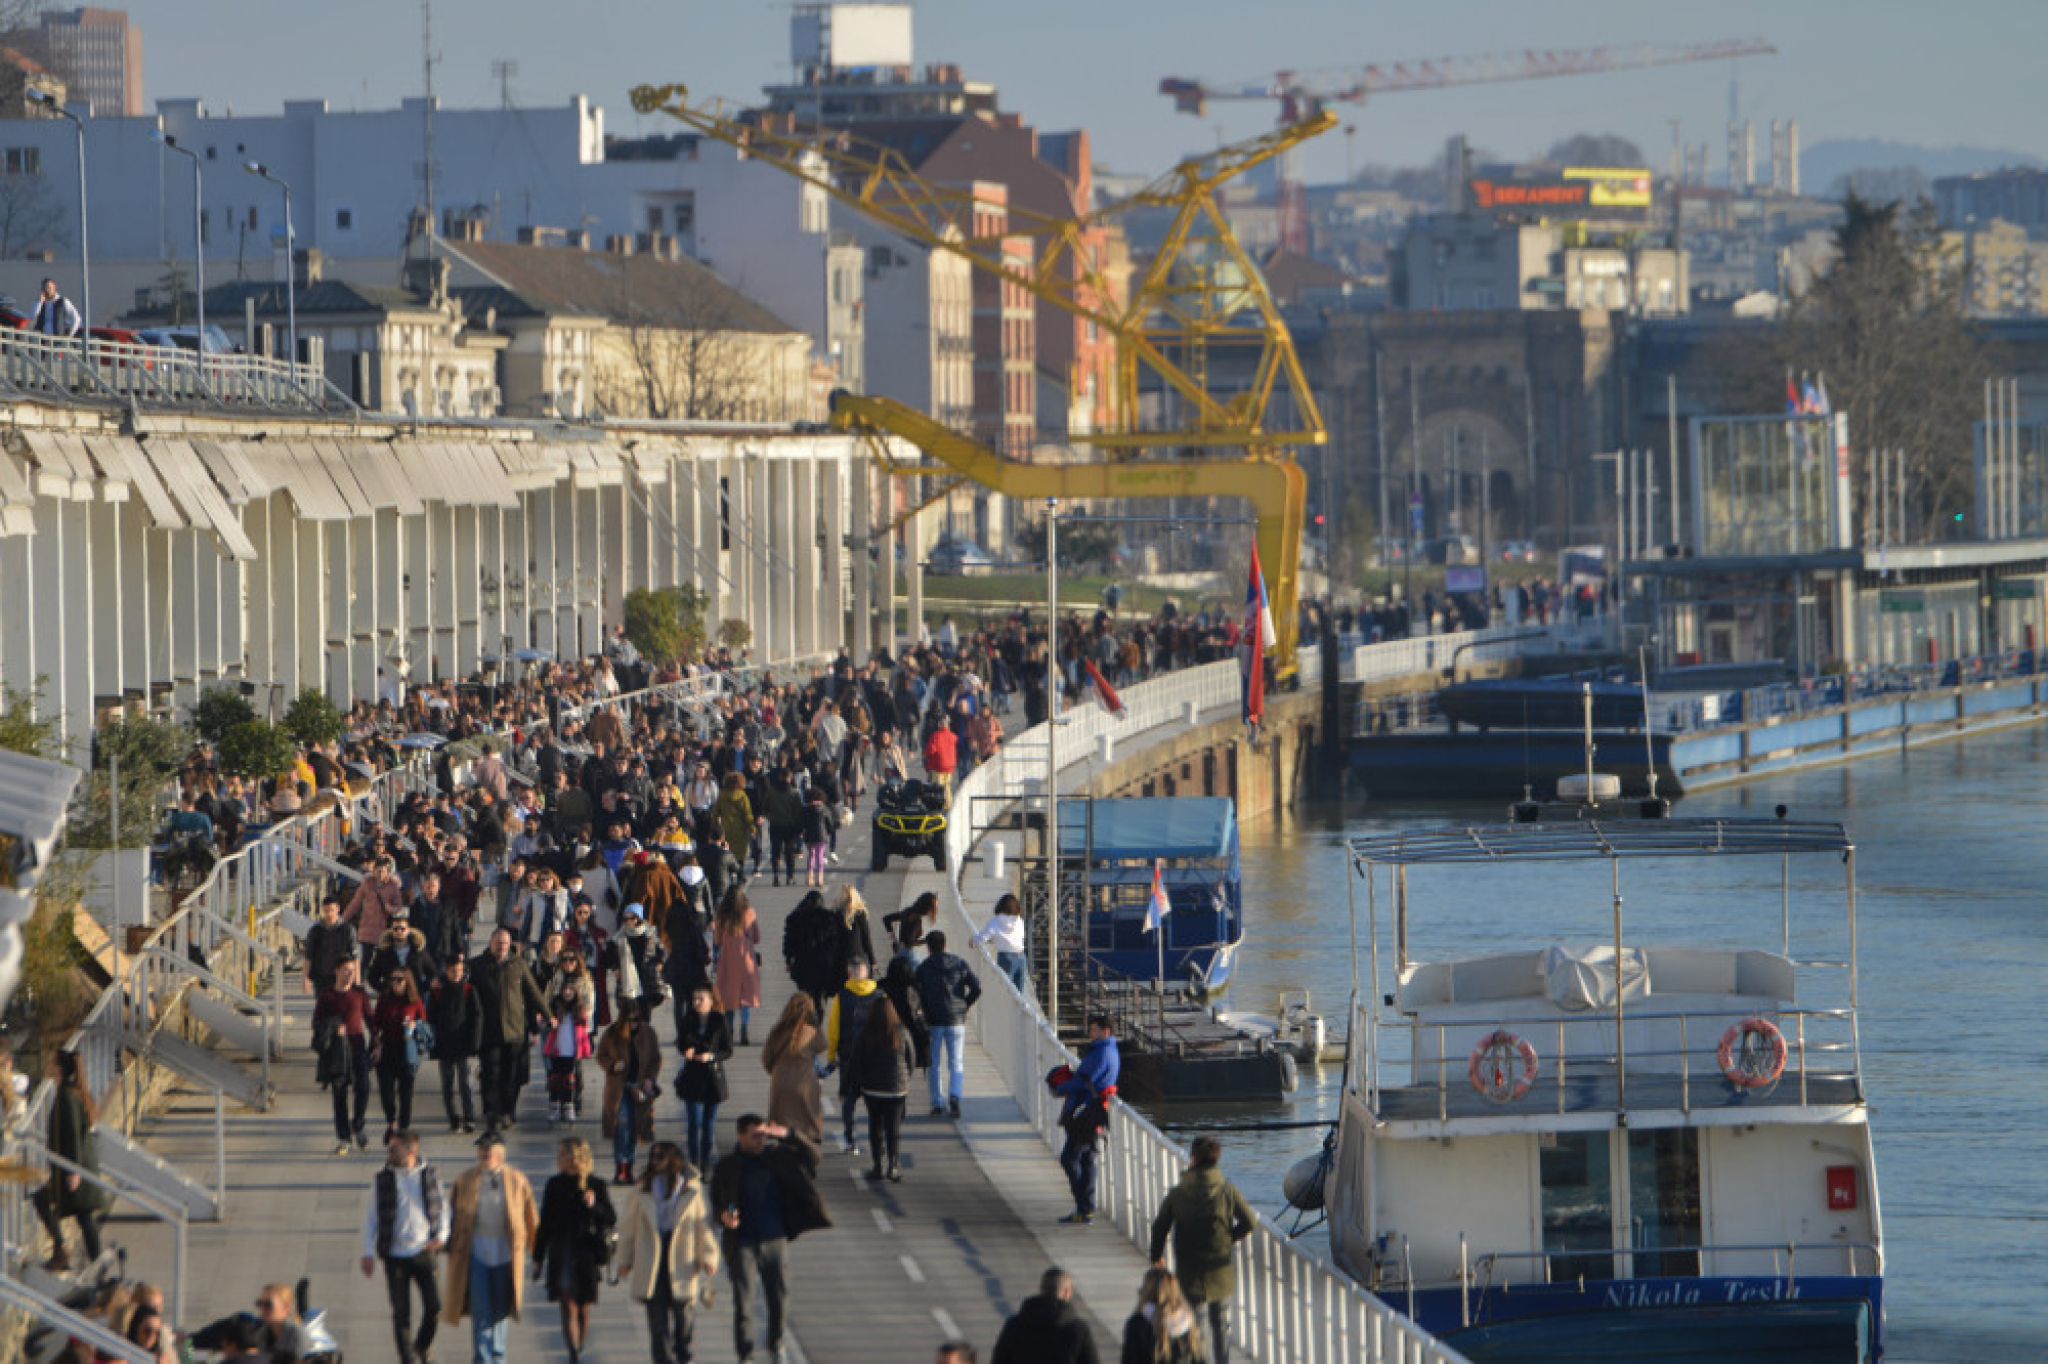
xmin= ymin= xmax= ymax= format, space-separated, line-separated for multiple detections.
xmin=427 ymin=955 xmax=483 ymax=1134
xmin=675 ymin=985 xmax=733 ymax=1173
xmin=615 ymin=1141 xmax=721 ymax=1364
xmin=824 ymin=960 xmax=880 ymax=1155
xmin=780 ymin=890 xmax=841 ymax=1017
xmin=470 ymin=929 xmax=550 ymax=1130
xmin=798 ymin=788 xmax=830 ymax=887
xmin=33 ymin=1051 xmax=107 ymax=1270
xmin=303 ymin=895 xmax=358 ymax=996
xmin=371 ymin=966 xmax=429 ymax=1143
xmin=991 ymin=1266 xmax=1100 ymax=1364
xmin=607 ymin=901 xmax=667 ymax=1022
xmin=534 ymin=1137 xmax=616 ymax=1364
xmin=314 ymin=957 xmax=374 ymax=1152
xmin=1056 ymin=1014 xmax=1120 ymax=1224
xmin=710 ymin=1115 xmax=830 ymax=1364
xmin=1120 ymin=1267 xmax=1206 ymax=1364
xmin=713 ymin=887 xmax=762 ymax=1045
xmin=597 ymin=1001 xmax=661 ymax=1184
xmin=542 ymin=954 xmax=595 ymax=1124
xmin=441 ymin=1130 xmax=539 ymax=1364
xmin=914 ymin=931 xmax=982 ymax=1118
xmin=760 ymin=994 xmax=827 ymax=1147
xmin=358 ymin=1130 xmax=449 ymax=1364
xmin=972 ymin=892 xmax=1031 ymax=995
xmin=849 ymin=997 xmax=915 ymax=1184
xmin=1148 ymin=1137 xmax=1255 ymax=1364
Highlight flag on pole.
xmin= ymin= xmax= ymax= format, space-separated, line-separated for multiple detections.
xmin=1785 ymin=374 xmax=1801 ymax=416
xmin=1082 ymin=658 xmax=1124 ymax=716
xmin=1813 ymin=374 xmax=1831 ymax=416
xmin=1144 ymin=858 xmax=1170 ymax=935
xmin=1241 ymin=542 xmax=1274 ymax=726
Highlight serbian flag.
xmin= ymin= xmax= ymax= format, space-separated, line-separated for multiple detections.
xmin=1242 ymin=542 xmax=1275 ymax=725
xmin=1083 ymin=658 xmax=1124 ymax=715
xmin=1786 ymin=375 xmax=1801 ymax=416
xmin=1144 ymin=859 xmax=1170 ymax=935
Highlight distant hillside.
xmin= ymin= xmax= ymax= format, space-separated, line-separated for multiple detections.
xmin=1802 ymin=138 xmax=2046 ymax=195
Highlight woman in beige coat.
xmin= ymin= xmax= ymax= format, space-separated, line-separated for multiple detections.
xmin=613 ymin=1141 xmax=721 ymax=1364
xmin=761 ymin=994 xmax=828 ymax=1145
xmin=441 ymin=1131 xmax=540 ymax=1363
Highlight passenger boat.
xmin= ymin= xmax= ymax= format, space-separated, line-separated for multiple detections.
xmin=1057 ymin=796 xmax=1242 ymax=996
xmin=1325 ymin=810 xmax=1885 ymax=1361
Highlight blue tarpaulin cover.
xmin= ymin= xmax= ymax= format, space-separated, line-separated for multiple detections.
xmin=1057 ymin=797 xmax=1236 ymax=862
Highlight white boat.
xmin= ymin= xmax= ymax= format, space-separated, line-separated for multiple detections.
xmin=1325 ymin=813 xmax=1885 ymax=1361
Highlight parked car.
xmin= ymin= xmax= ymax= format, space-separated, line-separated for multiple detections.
xmin=926 ymin=536 xmax=995 ymax=576
xmin=1421 ymin=534 xmax=1478 ymax=566
xmin=1497 ymin=539 xmax=1539 ymax=564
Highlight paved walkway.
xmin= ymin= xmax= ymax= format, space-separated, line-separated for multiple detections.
xmin=116 ymin=810 xmax=1153 ymax=1362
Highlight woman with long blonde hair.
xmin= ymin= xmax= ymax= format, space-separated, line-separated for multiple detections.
xmin=535 ymin=1137 xmax=617 ymax=1363
xmin=1120 ymin=1266 xmax=1205 ymax=1363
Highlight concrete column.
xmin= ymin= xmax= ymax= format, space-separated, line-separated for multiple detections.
xmin=601 ymin=480 xmax=626 ymax=634
xmin=697 ymin=455 xmax=723 ymax=629
xmin=246 ymin=502 xmax=278 ymax=706
xmin=906 ymin=509 xmax=925 ymax=652
xmin=375 ymin=508 xmax=404 ymax=695
xmin=479 ymin=506 xmax=504 ymax=660
xmin=294 ymin=519 xmax=325 ymax=702
xmin=453 ymin=507 xmax=482 ymax=676
xmin=552 ymin=481 xmax=578 ymax=659
xmin=89 ymin=498 xmax=124 ymax=705
xmin=191 ymin=515 xmax=224 ymax=695
xmin=118 ymin=506 xmax=153 ymax=698
xmin=574 ymin=483 xmax=603 ymax=658
xmin=0 ymin=524 xmax=32 ymax=703
xmin=430 ymin=506 xmax=458 ymax=682
xmin=753 ymin=453 xmax=777 ymax=661
xmin=405 ymin=505 xmax=434 ymax=680
xmin=29 ymin=498 xmax=71 ymax=738
xmin=849 ymin=452 xmax=872 ymax=663
xmin=167 ymin=523 xmax=199 ymax=709
xmin=793 ymin=456 xmax=819 ymax=659
xmin=649 ymin=466 xmax=678 ymax=592
xmin=325 ymin=515 xmax=354 ymax=700
xmin=219 ymin=523 xmax=248 ymax=689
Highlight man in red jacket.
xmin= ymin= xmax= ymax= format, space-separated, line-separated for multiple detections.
xmin=922 ymin=725 xmax=958 ymax=797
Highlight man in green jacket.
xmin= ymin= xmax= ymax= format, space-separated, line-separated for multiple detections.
xmin=1149 ymin=1136 xmax=1255 ymax=1364
xmin=468 ymin=929 xmax=550 ymax=1130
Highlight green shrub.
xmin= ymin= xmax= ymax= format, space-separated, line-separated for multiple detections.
xmin=282 ymin=688 xmax=344 ymax=747
xmin=623 ymin=585 xmax=708 ymax=667
xmin=192 ymin=685 xmax=255 ymax=746
xmin=215 ymin=720 xmax=298 ymax=780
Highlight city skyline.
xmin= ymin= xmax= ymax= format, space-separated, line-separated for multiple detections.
xmin=98 ymin=0 xmax=2048 ymax=190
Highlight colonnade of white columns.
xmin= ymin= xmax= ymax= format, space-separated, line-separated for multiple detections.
xmin=0 ymin=422 xmax=881 ymax=756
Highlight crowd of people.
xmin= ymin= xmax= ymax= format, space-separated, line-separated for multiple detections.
xmin=37 ymin=609 xmax=1271 ymax=1362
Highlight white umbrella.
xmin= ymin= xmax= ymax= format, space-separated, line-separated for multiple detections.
xmin=397 ymin=733 xmax=447 ymax=750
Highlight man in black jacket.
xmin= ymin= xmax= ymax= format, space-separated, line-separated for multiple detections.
xmin=710 ymin=1115 xmax=829 ymax=1364
xmin=914 ymin=931 xmax=982 ymax=1118
xmin=303 ymin=895 xmax=358 ymax=995
xmin=991 ymin=1267 xmax=1099 ymax=1364
xmin=427 ymin=956 xmax=484 ymax=1133
xmin=468 ymin=929 xmax=549 ymax=1130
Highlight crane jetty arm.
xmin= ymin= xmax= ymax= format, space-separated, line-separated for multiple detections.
xmin=628 ymin=82 xmax=1331 ymax=666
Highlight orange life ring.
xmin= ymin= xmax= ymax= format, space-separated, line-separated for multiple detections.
xmin=1719 ymin=1017 xmax=1788 ymax=1088
xmin=1469 ymin=1029 xmax=1539 ymax=1103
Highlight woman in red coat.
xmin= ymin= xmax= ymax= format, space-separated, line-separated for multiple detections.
xmin=370 ymin=967 xmax=427 ymax=1143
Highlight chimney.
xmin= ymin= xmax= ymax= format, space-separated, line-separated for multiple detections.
xmin=568 ymin=229 xmax=591 ymax=251
xmin=294 ymin=247 xmax=324 ymax=287
xmin=605 ymin=234 xmax=633 ymax=256
xmin=517 ymin=225 xmax=540 ymax=245
xmin=634 ymin=232 xmax=659 ymax=256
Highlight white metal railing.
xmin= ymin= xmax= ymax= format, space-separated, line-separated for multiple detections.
xmin=942 ymin=658 xmax=1469 ymax=1364
xmin=1345 ymin=622 xmax=1590 ymax=686
xmin=0 ymin=328 xmax=346 ymax=413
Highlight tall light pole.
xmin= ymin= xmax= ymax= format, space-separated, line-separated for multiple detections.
xmin=28 ymin=90 xmax=88 ymax=339
xmin=242 ymin=160 xmax=295 ymax=372
xmin=1043 ymin=496 xmax=1060 ymax=1033
xmin=158 ymin=133 xmax=203 ymax=358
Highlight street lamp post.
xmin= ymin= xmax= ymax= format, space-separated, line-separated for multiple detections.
xmin=158 ymin=133 xmax=203 ymax=365
xmin=29 ymin=90 xmax=88 ymax=341
xmin=242 ymin=160 xmax=295 ymax=373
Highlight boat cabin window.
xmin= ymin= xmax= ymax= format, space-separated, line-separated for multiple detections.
xmin=1627 ymin=1128 xmax=1702 ymax=1278
xmin=1540 ymin=1132 xmax=1613 ymax=1283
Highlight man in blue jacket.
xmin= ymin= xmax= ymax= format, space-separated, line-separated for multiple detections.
xmin=914 ymin=931 xmax=981 ymax=1118
xmin=1055 ymin=1015 xmax=1119 ymax=1224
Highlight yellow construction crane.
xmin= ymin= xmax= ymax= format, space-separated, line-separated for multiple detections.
xmin=629 ymin=82 xmax=1336 ymax=664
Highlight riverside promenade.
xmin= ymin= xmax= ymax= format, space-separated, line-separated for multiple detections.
xmin=115 ymin=817 xmax=1155 ymax=1361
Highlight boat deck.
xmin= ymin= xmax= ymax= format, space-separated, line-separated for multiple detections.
xmin=1375 ymin=1070 xmax=1864 ymax=1126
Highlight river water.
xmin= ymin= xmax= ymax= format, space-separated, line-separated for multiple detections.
xmin=1195 ymin=721 xmax=2048 ymax=1361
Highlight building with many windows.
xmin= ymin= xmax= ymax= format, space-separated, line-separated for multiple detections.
xmin=37 ymin=6 xmax=139 ymax=116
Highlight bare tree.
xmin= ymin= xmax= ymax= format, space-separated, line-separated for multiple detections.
xmin=593 ymin=271 xmax=792 ymax=422
xmin=0 ymin=164 xmax=64 ymax=257
xmin=1544 ymin=134 xmax=1646 ymax=168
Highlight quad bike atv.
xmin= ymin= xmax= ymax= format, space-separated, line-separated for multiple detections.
xmin=872 ymin=778 xmax=949 ymax=871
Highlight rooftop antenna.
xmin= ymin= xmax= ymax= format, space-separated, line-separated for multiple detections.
xmin=418 ymin=0 xmax=440 ymax=250
xmin=491 ymin=58 xmax=518 ymax=110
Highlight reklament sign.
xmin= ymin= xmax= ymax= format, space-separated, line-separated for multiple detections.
xmin=1469 ymin=167 xmax=1653 ymax=217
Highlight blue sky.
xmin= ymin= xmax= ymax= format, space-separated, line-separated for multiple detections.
xmin=125 ymin=1 xmax=2044 ymax=184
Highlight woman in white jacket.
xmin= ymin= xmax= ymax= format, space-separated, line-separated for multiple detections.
xmin=612 ymin=1141 xmax=721 ymax=1364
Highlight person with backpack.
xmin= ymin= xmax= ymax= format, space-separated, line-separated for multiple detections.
xmin=781 ymin=890 xmax=842 ymax=1017
xmin=1148 ymin=1137 xmax=1256 ymax=1364
xmin=358 ymin=1129 xmax=449 ymax=1364
xmin=534 ymin=1137 xmax=616 ymax=1364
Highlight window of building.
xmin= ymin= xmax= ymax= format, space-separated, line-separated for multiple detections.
xmin=247 ymin=206 xmax=258 ymax=230
xmin=645 ymin=205 xmax=663 ymax=231
xmin=334 ymin=207 xmax=353 ymax=231
xmin=3 ymin=147 xmax=39 ymax=175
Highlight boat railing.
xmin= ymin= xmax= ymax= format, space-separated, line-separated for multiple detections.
xmin=1461 ymin=1238 xmax=1881 ymax=1298
xmin=1365 ymin=1003 xmax=1864 ymax=1121
xmin=1660 ymin=647 xmax=2039 ymax=733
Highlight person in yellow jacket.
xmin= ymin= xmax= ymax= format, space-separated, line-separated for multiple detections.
xmin=823 ymin=960 xmax=881 ymax=1155
xmin=613 ymin=1141 xmax=722 ymax=1364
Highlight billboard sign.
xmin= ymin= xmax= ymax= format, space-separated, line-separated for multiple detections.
xmin=1468 ymin=167 xmax=1652 ymax=219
